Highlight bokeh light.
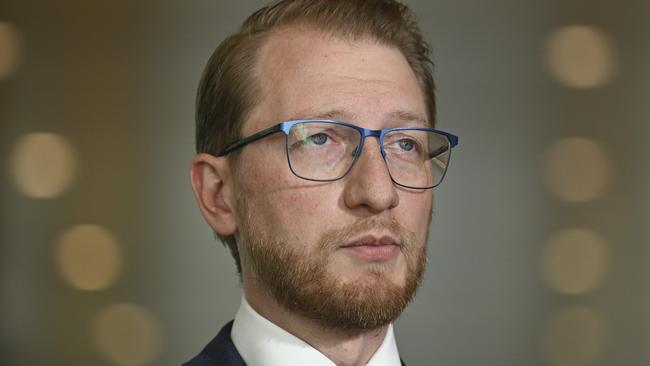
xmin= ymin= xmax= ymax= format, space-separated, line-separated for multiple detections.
xmin=545 ymin=25 xmax=616 ymax=89
xmin=0 ymin=21 xmax=21 ymax=80
xmin=542 ymin=228 xmax=609 ymax=294
xmin=10 ymin=133 xmax=77 ymax=199
xmin=93 ymin=303 xmax=163 ymax=366
xmin=543 ymin=306 xmax=607 ymax=366
xmin=56 ymin=224 xmax=122 ymax=291
xmin=543 ymin=137 xmax=610 ymax=202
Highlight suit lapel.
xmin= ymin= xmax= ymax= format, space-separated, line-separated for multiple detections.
xmin=183 ymin=321 xmax=246 ymax=366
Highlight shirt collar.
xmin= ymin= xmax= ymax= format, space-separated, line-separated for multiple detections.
xmin=231 ymin=296 xmax=402 ymax=366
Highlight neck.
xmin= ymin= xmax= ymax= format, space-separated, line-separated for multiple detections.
xmin=244 ymin=278 xmax=390 ymax=366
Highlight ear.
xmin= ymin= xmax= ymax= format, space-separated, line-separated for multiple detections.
xmin=189 ymin=153 xmax=237 ymax=236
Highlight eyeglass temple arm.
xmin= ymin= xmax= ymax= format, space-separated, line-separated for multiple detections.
xmin=217 ymin=124 xmax=283 ymax=156
xmin=445 ymin=133 xmax=459 ymax=147
xmin=428 ymin=132 xmax=458 ymax=158
xmin=428 ymin=145 xmax=449 ymax=159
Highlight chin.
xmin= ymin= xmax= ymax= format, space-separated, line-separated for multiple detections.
xmin=335 ymin=262 xmax=408 ymax=289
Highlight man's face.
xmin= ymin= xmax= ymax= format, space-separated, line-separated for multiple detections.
xmin=232 ymin=27 xmax=433 ymax=330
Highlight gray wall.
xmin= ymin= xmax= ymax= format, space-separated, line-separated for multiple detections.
xmin=1 ymin=0 xmax=648 ymax=365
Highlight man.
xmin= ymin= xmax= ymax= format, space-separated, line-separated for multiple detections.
xmin=186 ymin=0 xmax=458 ymax=365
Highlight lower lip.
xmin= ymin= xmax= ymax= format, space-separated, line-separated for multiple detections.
xmin=343 ymin=245 xmax=399 ymax=261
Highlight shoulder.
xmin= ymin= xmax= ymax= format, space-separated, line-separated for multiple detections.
xmin=182 ymin=321 xmax=247 ymax=366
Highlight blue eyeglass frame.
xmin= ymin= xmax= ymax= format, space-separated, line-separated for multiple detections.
xmin=217 ymin=119 xmax=459 ymax=189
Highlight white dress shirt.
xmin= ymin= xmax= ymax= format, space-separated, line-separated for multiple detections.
xmin=231 ymin=297 xmax=402 ymax=366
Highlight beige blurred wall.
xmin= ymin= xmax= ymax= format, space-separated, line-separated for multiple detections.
xmin=1 ymin=0 xmax=648 ymax=365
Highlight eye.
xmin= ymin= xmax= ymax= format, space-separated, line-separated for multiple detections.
xmin=307 ymin=132 xmax=328 ymax=145
xmin=397 ymin=138 xmax=415 ymax=151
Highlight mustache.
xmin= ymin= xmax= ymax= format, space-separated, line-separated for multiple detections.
xmin=317 ymin=216 xmax=416 ymax=253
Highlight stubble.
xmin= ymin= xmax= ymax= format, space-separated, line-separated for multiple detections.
xmin=237 ymin=193 xmax=428 ymax=330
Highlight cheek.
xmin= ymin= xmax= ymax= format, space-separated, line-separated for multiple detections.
xmin=399 ymin=192 xmax=433 ymax=239
xmin=268 ymin=188 xmax=340 ymax=243
xmin=240 ymin=147 xmax=340 ymax=243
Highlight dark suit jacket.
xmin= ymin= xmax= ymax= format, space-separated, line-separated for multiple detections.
xmin=183 ymin=321 xmax=245 ymax=366
xmin=183 ymin=321 xmax=407 ymax=366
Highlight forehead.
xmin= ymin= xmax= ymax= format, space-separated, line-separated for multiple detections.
xmin=243 ymin=27 xmax=428 ymax=134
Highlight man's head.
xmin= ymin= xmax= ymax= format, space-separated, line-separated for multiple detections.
xmin=191 ymin=0 xmax=439 ymax=330
xmin=195 ymin=0 xmax=436 ymax=272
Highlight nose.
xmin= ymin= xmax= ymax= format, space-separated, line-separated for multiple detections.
xmin=342 ymin=137 xmax=399 ymax=213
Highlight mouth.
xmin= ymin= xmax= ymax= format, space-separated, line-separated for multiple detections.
xmin=340 ymin=235 xmax=400 ymax=262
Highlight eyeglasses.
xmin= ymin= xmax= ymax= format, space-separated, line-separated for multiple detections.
xmin=217 ymin=120 xmax=459 ymax=189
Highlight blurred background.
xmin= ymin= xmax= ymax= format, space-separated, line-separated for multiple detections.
xmin=1 ymin=0 xmax=648 ymax=365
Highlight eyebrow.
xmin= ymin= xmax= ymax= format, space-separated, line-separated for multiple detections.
xmin=288 ymin=109 xmax=430 ymax=128
xmin=386 ymin=110 xmax=429 ymax=127
xmin=289 ymin=109 xmax=356 ymax=122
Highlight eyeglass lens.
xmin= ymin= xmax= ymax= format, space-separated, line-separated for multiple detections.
xmin=286 ymin=122 xmax=451 ymax=188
